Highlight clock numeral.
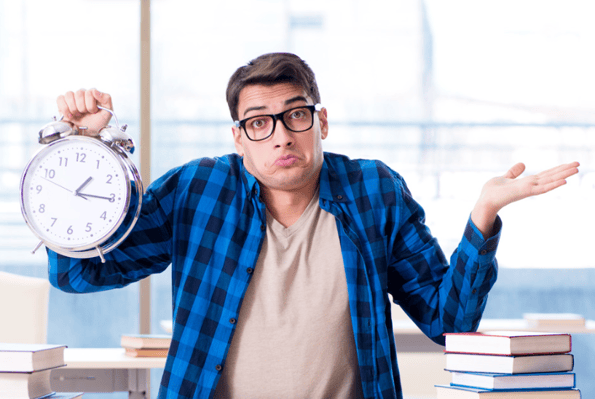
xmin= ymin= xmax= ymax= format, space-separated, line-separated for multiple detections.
xmin=39 ymin=204 xmax=46 ymax=213
xmin=85 ymin=223 xmax=92 ymax=232
xmin=76 ymin=153 xmax=86 ymax=163
xmin=51 ymin=217 xmax=57 ymax=227
xmin=96 ymin=160 xmax=101 ymax=169
xmin=109 ymin=193 xmax=116 ymax=203
xmin=67 ymin=226 xmax=73 ymax=235
xmin=44 ymin=169 xmax=55 ymax=179
xmin=59 ymin=157 xmax=69 ymax=167
xmin=36 ymin=185 xmax=43 ymax=194
xmin=100 ymin=211 xmax=107 ymax=220
xmin=106 ymin=174 xmax=113 ymax=184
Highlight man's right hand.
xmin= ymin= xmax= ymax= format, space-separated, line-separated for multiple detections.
xmin=57 ymin=89 xmax=113 ymax=135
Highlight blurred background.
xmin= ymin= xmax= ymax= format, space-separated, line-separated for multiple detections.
xmin=1 ymin=0 xmax=594 ymax=397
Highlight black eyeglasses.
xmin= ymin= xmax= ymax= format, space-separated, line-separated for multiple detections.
xmin=235 ymin=104 xmax=323 ymax=142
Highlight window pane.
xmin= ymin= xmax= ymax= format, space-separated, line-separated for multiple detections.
xmin=1 ymin=2 xmax=139 ymax=398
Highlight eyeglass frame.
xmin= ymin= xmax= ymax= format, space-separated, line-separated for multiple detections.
xmin=234 ymin=104 xmax=323 ymax=142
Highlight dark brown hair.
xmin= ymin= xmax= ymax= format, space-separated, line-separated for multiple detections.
xmin=226 ymin=52 xmax=321 ymax=121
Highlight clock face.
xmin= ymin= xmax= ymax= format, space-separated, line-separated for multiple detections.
xmin=21 ymin=137 xmax=130 ymax=250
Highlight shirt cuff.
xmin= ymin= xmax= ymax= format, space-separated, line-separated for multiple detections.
xmin=465 ymin=214 xmax=502 ymax=260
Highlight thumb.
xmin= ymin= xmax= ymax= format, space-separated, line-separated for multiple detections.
xmin=504 ymin=162 xmax=526 ymax=179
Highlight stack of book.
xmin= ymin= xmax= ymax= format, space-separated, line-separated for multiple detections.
xmin=0 ymin=343 xmax=82 ymax=399
xmin=120 ymin=334 xmax=171 ymax=357
xmin=435 ymin=331 xmax=581 ymax=398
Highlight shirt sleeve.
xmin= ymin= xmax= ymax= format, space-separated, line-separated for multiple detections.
xmin=387 ymin=176 xmax=501 ymax=346
xmin=47 ymin=166 xmax=181 ymax=293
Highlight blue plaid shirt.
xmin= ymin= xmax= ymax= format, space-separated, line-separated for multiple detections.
xmin=49 ymin=152 xmax=500 ymax=399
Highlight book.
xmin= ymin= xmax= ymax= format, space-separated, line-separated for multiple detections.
xmin=445 ymin=353 xmax=574 ymax=374
xmin=0 ymin=369 xmax=53 ymax=399
xmin=444 ymin=331 xmax=571 ymax=355
xmin=124 ymin=347 xmax=169 ymax=358
xmin=47 ymin=394 xmax=83 ymax=399
xmin=450 ymin=371 xmax=576 ymax=390
xmin=435 ymin=385 xmax=581 ymax=398
xmin=523 ymin=313 xmax=585 ymax=328
xmin=120 ymin=334 xmax=172 ymax=349
xmin=0 ymin=344 xmax=66 ymax=373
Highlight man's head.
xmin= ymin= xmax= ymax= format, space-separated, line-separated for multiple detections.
xmin=228 ymin=53 xmax=328 ymax=197
xmin=226 ymin=53 xmax=321 ymax=122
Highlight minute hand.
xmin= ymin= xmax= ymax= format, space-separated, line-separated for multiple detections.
xmin=78 ymin=193 xmax=115 ymax=202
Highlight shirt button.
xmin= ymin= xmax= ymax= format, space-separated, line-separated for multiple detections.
xmin=336 ymin=195 xmax=343 ymax=200
xmin=229 ymin=318 xmax=236 ymax=324
xmin=260 ymin=224 xmax=266 ymax=231
xmin=472 ymin=289 xmax=477 ymax=294
xmin=215 ymin=364 xmax=222 ymax=371
xmin=480 ymin=250 xmax=487 ymax=255
xmin=246 ymin=267 xmax=254 ymax=274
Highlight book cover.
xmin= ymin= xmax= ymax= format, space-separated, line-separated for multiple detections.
xmin=445 ymin=353 xmax=574 ymax=374
xmin=124 ymin=347 xmax=169 ymax=358
xmin=523 ymin=313 xmax=585 ymax=328
xmin=436 ymin=384 xmax=581 ymax=398
xmin=0 ymin=344 xmax=66 ymax=373
xmin=450 ymin=371 xmax=576 ymax=390
xmin=444 ymin=331 xmax=572 ymax=355
xmin=0 ymin=368 xmax=55 ymax=399
xmin=120 ymin=334 xmax=172 ymax=349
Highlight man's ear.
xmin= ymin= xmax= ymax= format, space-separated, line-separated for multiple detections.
xmin=319 ymin=107 xmax=329 ymax=140
xmin=232 ymin=126 xmax=245 ymax=156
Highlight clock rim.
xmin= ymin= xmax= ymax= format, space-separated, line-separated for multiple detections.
xmin=20 ymin=135 xmax=136 ymax=253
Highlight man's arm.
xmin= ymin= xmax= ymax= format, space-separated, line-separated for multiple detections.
xmin=388 ymin=161 xmax=579 ymax=344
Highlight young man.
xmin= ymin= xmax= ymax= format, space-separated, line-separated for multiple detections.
xmin=51 ymin=53 xmax=579 ymax=399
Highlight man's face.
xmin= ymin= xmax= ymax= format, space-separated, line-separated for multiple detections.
xmin=232 ymin=83 xmax=328 ymax=195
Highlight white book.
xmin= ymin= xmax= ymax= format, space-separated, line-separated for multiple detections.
xmin=0 ymin=369 xmax=53 ymax=399
xmin=450 ymin=371 xmax=576 ymax=390
xmin=445 ymin=353 xmax=574 ymax=374
xmin=0 ymin=344 xmax=66 ymax=373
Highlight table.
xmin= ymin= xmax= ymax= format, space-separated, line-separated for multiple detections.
xmin=51 ymin=348 xmax=166 ymax=399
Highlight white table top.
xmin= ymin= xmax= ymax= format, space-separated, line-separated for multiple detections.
xmin=64 ymin=348 xmax=167 ymax=369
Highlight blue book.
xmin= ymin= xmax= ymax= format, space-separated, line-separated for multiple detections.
xmin=450 ymin=371 xmax=576 ymax=390
xmin=435 ymin=384 xmax=581 ymax=398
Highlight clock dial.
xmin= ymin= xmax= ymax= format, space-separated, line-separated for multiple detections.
xmin=21 ymin=137 xmax=130 ymax=250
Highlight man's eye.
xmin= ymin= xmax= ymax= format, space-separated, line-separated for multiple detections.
xmin=250 ymin=118 xmax=269 ymax=129
xmin=289 ymin=110 xmax=306 ymax=119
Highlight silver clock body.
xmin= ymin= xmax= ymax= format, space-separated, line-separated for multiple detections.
xmin=20 ymin=112 xmax=143 ymax=261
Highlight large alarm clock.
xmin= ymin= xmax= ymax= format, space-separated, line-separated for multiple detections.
xmin=19 ymin=107 xmax=143 ymax=262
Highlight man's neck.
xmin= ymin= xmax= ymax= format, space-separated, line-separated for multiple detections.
xmin=261 ymin=182 xmax=319 ymax=228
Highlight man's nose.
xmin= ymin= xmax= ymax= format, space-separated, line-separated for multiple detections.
xmin=272 ymin=119 xmax=293 ymax=146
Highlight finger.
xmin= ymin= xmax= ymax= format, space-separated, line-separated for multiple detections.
xmin=532 ymin=179 xmax=568 ymax=196
xmin=503 ymin=162 xmax=525 ymax=179
xmin=85 ymin=89 xmax=99 ymax=114
xmin=92 ymin=88 xmax=113 ymax=109
xmin=56 ymin=95 xmax=73 ymax=120
xmin=63 ymin=91 xmax=80 ymax=118
xmin=74 ymin=89 xmax=87 ymax=114
xmin=535 ymin=162 xmax=580 ymax=179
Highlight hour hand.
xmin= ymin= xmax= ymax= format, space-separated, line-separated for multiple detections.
xmin=74 ymin=177 xmax=93 ymax=196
